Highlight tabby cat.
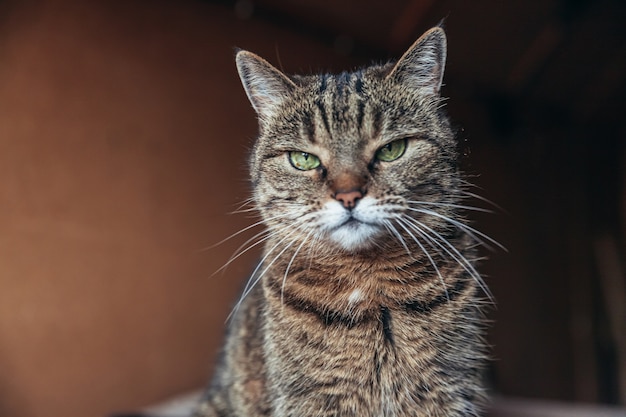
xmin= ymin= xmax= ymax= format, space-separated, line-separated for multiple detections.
xmin=194 ymin=27 xmax=492 ymax=417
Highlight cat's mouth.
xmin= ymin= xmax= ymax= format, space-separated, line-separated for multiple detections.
xmin=341 ymin=217 xmax=361 ymax=227
xmin=327 ymin=215 xmax=382 ymax=251
xmin=320 ymin=198 xmax=385 ymax=250
xmin=338 ymin=214 xmax=377 ymax=229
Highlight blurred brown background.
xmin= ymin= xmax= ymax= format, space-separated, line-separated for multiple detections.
xmin=0 ymin=1 xmax=624 ymax=417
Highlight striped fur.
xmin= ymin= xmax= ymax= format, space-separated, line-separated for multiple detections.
xmin=194 ymin=27 xmax=490 ymax=417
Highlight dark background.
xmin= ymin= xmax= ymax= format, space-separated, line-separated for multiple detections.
xmin=0 ymin=1 xmax=623 ymax=417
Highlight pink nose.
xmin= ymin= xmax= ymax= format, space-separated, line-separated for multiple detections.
xmin=334 ymin=190 xmax=363 ymax=209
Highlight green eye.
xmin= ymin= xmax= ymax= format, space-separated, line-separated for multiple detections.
xmin=375 ymin=139 xmax=407 ymax=162
xmin=289 ymin=151 xmax=321 ymax=171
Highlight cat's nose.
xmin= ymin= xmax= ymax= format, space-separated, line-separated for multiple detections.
xmin=333 ymin=190 xmax=363 ymax=209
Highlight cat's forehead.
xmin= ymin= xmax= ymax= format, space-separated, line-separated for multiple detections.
xmin=310 ymin=71 xmax=366 ymax=99
xmin=284 ymin=68 xmax=390 ymax=150
xmin=260 ymin=61 xmax=445 ymax=158
xmin=295 ymin=65 xmax=390 ymax=100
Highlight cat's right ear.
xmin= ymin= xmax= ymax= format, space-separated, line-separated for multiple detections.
xmin=235 ymin=50 xmax=296 ymax=123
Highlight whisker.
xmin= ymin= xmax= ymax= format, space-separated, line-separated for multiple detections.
xmin=402 ymin=216 xmax=494 ymax=302
xmin=457 ymin=189 xmax=507 ymax=213
xmin=197 ymin=212 xmax=292 ymax=252
xmin=383 ymin=219 xmax=412 ymax=258
xmin=211 ymin=228 xmax=273 ymax=277
xmin=406 ymin=200 xmax=494 ymax=214
xmin=395 ymin=217 xmax=449 ymax=300
xmin=227 ymin=216 xmax=317 ymax=321
xmin=228 ymin=228 xmax=299 ymax=322
xmin=240 ymin=217 xmax=312 ymax=290
xmin=229 ymin=207 xmax=260 ymax=215
xmin=281 ymin=229 xmax=315 ymax=305
xmin=228 ymin=198 xmax=257 ymax=215
xmin=304 ymin=227 xmax=324 ymax=274
xmin=407 ymin=207 xmax=506 ymax=252
xmin=248 ymin=232 xmax=304 ymax=307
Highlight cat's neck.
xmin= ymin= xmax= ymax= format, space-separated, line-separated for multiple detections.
xmin=259 ymin=234 xmax=473 ymax=323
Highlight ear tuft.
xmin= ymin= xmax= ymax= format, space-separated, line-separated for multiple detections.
xmin=235 ymin=50 xmax=296 ymax=122
xmin=386 ymin=27 xmax=447 ymax=95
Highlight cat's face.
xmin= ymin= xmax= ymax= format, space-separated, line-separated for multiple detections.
xmin=237 ymin=28 xmax=459 ymax=253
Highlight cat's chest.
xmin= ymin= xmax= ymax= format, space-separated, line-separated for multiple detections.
xmin=267 ymin=306 xmax=442 ymax=416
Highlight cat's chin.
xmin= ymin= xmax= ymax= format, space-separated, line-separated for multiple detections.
xmin=327 ymin=221 xmax=381 ymax=252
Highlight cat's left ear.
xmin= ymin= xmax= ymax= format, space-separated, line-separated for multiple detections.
xmin=386 ymin=27 xmax=447 ymax=96
xmin=236 ymin=50 xmax=297 ymax=123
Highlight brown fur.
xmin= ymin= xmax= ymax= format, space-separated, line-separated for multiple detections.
xmin=194 ymin=27 xmax=490 ymax=417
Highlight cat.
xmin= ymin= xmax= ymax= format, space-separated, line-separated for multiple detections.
xmin=193 ymin=27 xmax=494 ymax=417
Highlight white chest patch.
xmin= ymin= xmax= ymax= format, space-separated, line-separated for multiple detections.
xmin=348 ymin=289 xmax=363 ymax=304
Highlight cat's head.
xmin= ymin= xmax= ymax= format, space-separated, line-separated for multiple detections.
xmin=236 ymin=28 xmax=461 ymax=253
